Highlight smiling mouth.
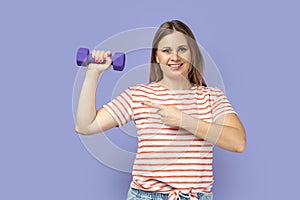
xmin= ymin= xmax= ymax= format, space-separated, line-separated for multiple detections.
xmin=168 ymin=63 xmax=183 ymax=70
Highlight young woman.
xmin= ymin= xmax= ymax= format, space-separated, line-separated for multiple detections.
xmin=75 ymin=20 xmax=246 ymax=200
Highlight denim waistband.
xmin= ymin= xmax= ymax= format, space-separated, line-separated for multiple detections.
xmin=128 ymin=187 xmax=213 ymax=200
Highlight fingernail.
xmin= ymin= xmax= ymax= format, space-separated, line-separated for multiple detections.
xmin=141 ymin=102 xmax=144 ymax=105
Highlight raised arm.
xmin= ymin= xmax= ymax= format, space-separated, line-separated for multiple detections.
xmin=75 ymin=50 xmax=118 ymax=135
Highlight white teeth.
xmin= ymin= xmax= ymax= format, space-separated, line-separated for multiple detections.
xmin=168 ymin=64 xmax=182 ymax=67
xmin=168 ymin=63 xmax=182 ymax=70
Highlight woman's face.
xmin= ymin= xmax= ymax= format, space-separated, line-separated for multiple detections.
xmin=156 ymin=31 xmax=192 ymax=80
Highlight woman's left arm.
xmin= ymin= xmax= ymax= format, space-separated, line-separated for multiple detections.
xmin=143 ymin=102 xmax=246 ymax=153
xmin=181 ymin=112 xmax=246 ymax=153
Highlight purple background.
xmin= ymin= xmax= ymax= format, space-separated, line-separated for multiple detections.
xmin=1 ymin=0 xmax=299 ymax=199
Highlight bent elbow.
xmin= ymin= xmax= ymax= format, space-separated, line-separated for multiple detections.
xmin=236 ymin=137 xmax=246 ymax=153
xmin=75 ymin=125 xmax=91 ymax=135
xmin=75 ymin=125 xmax=85 ymax=135
xmin=236 ymin=144 xmax=246 ymax=153
xmin=75 ymin=123 xmax=104 ymax=135
xmin=234 ymin=127 xmax=247 ymax=153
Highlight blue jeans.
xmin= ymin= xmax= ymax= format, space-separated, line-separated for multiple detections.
xmin=126 ymin=187 xmax=213 ymax=200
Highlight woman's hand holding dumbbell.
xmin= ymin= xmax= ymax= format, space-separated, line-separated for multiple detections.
xmin=76 ymin=47 xmax=125 ymax=71
xmin=87 ymin=50 xmax=112 ymax=73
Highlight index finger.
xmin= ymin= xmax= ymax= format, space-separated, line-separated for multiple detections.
xmin=104 ymin=50 xmax=112 ymax=58
xmin=142 ymin=101 xmax=163 ymax=109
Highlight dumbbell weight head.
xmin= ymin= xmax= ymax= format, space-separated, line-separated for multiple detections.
xmin=76 ymin=48 xmax=125 ymax=71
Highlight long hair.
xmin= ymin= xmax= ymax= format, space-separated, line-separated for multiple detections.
xmin=149 ymin=20 xmax=207 ymax=87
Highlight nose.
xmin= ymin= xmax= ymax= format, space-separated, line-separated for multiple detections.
xmin=170 ymin=52 xmax=180 ymax=61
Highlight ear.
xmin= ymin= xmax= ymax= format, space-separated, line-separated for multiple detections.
xmin=156 ymin=56 xmax=160 ymax=63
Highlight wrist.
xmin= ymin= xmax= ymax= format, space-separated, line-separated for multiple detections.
xmin=181 ymin=113 xmax=203 ymax=138
xmin=86 ymin=68 xmax=103 ymax=77
xmin=180 ymin=112 xmax=193 ymax=129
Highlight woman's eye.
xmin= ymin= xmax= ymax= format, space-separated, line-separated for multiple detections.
xmin=162 ymin=49 xmax=171 ymax=53
xmin=178 ymin=47 xmax=187 ymax=53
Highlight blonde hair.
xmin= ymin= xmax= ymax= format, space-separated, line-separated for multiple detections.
xmin=149 ymin=20 xmax=207 ymax=87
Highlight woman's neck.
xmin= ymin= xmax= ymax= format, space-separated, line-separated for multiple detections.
xmin=156 ymin=77 xmax=192 ymax=90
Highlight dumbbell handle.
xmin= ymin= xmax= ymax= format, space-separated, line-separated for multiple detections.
xmin=76 ymin=48 xmax=125 ymax=71
xmin=85 ymin=54 xmax=104 ymax=64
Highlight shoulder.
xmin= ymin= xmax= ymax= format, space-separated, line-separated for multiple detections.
xmin=206 ymin=86 xmax=225 ymax=94
xmin=193 ymin=86 xmax=229 ymax=102
xmin=193 ymin=85 xmax=224 ymax=94
xmin=122 ymin=83 xmax=154 ymax=98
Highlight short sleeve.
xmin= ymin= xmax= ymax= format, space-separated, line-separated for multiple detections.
xmin=210 ymin=88 xmax=236 ymax=122
xmin=103 ymin=88 xmax=133 ymax=127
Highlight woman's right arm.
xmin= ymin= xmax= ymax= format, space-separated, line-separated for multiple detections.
xmin=75 ymin=50 xmax=118 ymax=135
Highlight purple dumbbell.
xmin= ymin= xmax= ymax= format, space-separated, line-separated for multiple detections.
xmin=76 ymin=48 xmax=125 ymax=71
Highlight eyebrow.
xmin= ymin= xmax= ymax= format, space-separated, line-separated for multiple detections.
xmin=160 ymin=45 xmax=188 ymax=49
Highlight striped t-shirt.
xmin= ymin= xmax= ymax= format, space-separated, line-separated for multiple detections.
xmin=103 ymin=82 xmax=236 ymax=199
